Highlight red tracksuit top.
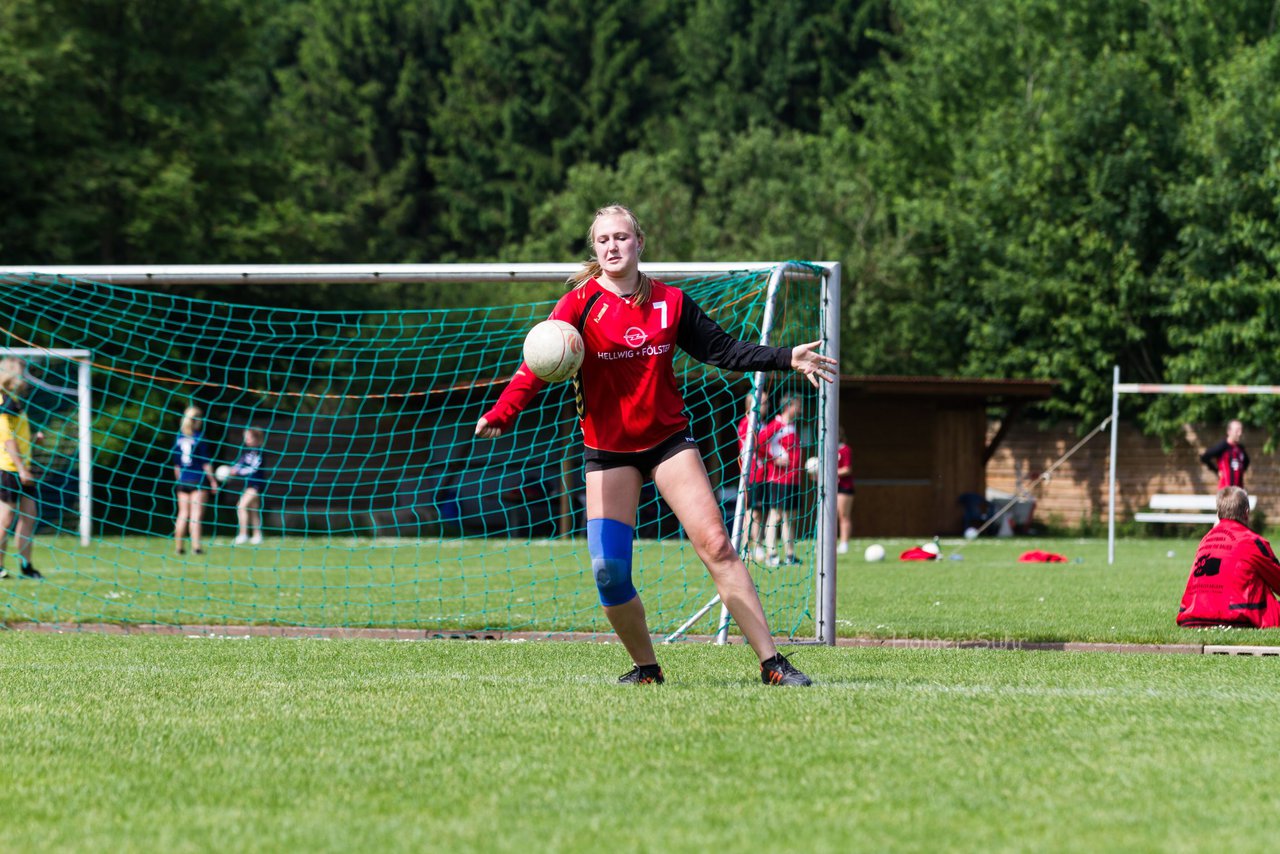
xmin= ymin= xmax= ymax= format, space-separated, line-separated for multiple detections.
xmin=1177 ymin=519 xmax=1280 ymax=628
xmin=483 ymin=278 xmax=791 ymax=453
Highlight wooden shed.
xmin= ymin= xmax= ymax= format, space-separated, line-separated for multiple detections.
xmin=841 ymin=376 xmax=1056 ymax=537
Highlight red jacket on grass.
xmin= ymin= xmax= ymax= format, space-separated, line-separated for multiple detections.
xmin=1177 ymin=519 xmax=1280 ymax=628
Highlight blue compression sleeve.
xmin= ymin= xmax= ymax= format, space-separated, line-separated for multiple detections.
xmin=587 ymin=518 xmax=637 ymax=606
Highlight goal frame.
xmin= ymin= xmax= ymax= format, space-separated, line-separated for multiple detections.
xmin=1108 ymin=365 xmax=1275 ymax=564
xmin=6 ymin=262 xmax=842 ymax=644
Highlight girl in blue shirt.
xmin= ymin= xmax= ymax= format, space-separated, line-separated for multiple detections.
xmin=172 ymin=405 xmax=217 ymax=555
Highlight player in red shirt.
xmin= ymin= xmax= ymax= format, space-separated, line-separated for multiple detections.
xmin=736 ymin=390 xmax=769 ymax=562
xmin=836 ymin=427 xmax=854 ymax=555
xmin=476 ymin=205 xmax=836 ymax=686
xmin=1177 ymin=486 xmax=1280 ymax=628
xmin=1199 ymin=419 xmax=1249 ymax=489
xmin=757 ymin=395 xmax=803 ymax=566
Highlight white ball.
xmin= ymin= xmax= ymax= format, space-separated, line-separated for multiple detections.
xmin=522 ymin=319 xmax=585 ymax=383
xmin=864 ymin=543 xmax=885 ymax=562
xmin=963 ymin=527 xmax=979 ymax=540
xmin=921 ymin=542 xmax=940 ymax=556
xmin=214 ymin=464 xmax=232 ymax=482
xmin=805 ymin=456 xmax=820 ymax=477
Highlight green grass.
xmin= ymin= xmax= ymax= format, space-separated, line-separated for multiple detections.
xmin=2 ymin=633 xmax=1278 ymax=853
xmin=3 ymin=534 xmax=1275 ymax=646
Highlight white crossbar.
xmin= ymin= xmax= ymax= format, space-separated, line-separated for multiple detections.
xmin=1148 ymin=494 xmax=1256 ymax=511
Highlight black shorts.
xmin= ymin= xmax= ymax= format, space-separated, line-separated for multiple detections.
xmin=175 ymin=483 xmax=207 ymax=496
xmin=584 ymin=431 xmax=698 ymax=478
xmin=746 ymin=481 xmax=769 ymax=509
xmin=838 ymin=487 xmax=855 ymax=497
xmin=765 ymin=482 xmax=802 ymax=510
xmin=0 ymin=470 xmax=28 ymax=505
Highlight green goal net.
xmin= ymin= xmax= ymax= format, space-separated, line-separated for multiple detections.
xmin=0 ymin=266 xmax=834 ymax=640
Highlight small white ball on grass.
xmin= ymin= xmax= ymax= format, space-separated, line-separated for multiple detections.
xmin=921 ymin=542 xmax=940 ymax=556
xmin=964 ymin=527 xmax=979 ymax=540
xmin=864 ymin=543 xmax=885 ymax=562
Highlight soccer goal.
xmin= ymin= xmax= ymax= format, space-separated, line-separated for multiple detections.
xmin=0 ymin=264 xmax=841 ymax=643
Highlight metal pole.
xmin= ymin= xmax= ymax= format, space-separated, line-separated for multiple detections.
xmin=1108 ymin=365 xmax=1119 ymax=565
xmin=78 ymin=356 xmax=93 ymax=546
xmin=817 ymin=264 xmax=841 ymax=645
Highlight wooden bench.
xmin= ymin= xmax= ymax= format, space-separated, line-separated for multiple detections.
xmin=1134 ymin=493 xmax=1257 ymax=525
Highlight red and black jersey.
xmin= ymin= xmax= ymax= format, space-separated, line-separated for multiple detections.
xmin=737 ymin=416 xmax=768 ymax=484
xmin=758 ymin=417 xmax=801 ymax=486
xmin=1200 ymin=440 xmax=1249 ymax=489
xmin=483 ymin=278 xmax=791 ymax=453
xmin=1177 ymin=519 xmax=1280 ymax=628
xmin=836 ymin=442 xmax=854 ymax=492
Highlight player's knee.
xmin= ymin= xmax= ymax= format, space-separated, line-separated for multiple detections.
xmin=588 ymin=518 xmax=636 ymax=607
xmin=592 ymin=556 xmax=636 ymax=606
xmin=703 ymin=531 xmax=737 ymax=565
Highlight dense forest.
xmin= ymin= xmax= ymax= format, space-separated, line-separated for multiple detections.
xmin=3 ymin=0 xmax=1280 ymax=431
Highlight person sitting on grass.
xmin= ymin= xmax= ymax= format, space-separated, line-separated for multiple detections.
xmin=1177 ymin=486 xmax=1280 ymax=629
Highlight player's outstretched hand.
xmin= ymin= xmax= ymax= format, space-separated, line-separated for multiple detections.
xmin=791 ymin=341 xmax=838 ymax=387
xmin=475 ymin=417 xmax=503 ymax=439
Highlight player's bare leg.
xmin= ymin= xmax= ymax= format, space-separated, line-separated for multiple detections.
xmin=0 ymin=498 xmax=15 ymax=576
xmin=654 ymin=448 xmax=778 ymax=663
xmin=175 ymin=491 xmax=191 ymax=554
xmin=13 ymin=494 xmax=36 ymax=573
xmin=188 ymin=490 xmax=206 ymax=553
xmin=764 ymin=507 xmax=780 ymax=562
xmin=586 ymin=466 xmax=656 ymax=666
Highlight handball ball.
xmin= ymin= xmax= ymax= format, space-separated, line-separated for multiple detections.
xmin=964 ymin=527 xmax=979 ymax=540
xmin=523 ymin=319 xmax=585 ymax=383
xmin=214 ymin=464 xmax=232 ymax=482
xmin=805 ymin=456 xmax=820 ymax=477
xmin=864 ymin=544 xmax=885 ymax=562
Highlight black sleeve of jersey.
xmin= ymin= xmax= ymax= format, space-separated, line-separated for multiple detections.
xmin=1200 ymin=440 xmax=1227 ymax=472
xmin=1241 ymin=445 xmax=1250 ymax=472
xmin=677 ymin=293 xmax=792 ymax=372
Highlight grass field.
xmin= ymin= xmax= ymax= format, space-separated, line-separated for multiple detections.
xmin=3 ymin=632 xmax=1279 ymax=852
xmin=3 ymin=534 xmax=1278 ymax=647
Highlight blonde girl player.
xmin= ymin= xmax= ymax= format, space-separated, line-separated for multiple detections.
xmin=228 ymin=427 xmax=266 ymax=545
xmin=172 ymin=406 xmax=218 ymax=555
xmin=0 ymin=357 xmax=42 ymax=579
xmin=476 ymin=204 xmax=837 ymax=686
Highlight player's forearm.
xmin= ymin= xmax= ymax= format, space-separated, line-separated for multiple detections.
xmin=5 ymin=439 xmax=27 ymax=476
xmin=483 ymin=364 xmax=547 ymax=430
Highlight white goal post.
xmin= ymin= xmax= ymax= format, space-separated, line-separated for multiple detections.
xmin=5 ymin=263 xmax=842 ymax=644
xmin=1108 ymin=365 xmax=1275 ymax=565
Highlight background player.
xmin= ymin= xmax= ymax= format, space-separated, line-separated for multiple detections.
xmin=736 ymin=389 xmax=769 ymax=562
xmin=1200 ymin=419 xmax=1249 ymax=489
xmin=1177 ymin=486 xmax=1280 ymax=628
xmin=836 ymin=426 xmax=854 ymax=554
xmin=0 ymin=357 xmax=42 ymax=579
xmin=172 ymin=405 xmax=217 ymax=556
xmin=475 ymin=204 xmax=836 ymax=686
xmin=758 ymin=394 xmax=803 ymax=567
xmin=226 ymin=426 xmax=267 ymax=545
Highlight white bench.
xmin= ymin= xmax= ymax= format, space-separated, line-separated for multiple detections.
xmin=1134 ymin=493 xmax=1257 ymax=525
